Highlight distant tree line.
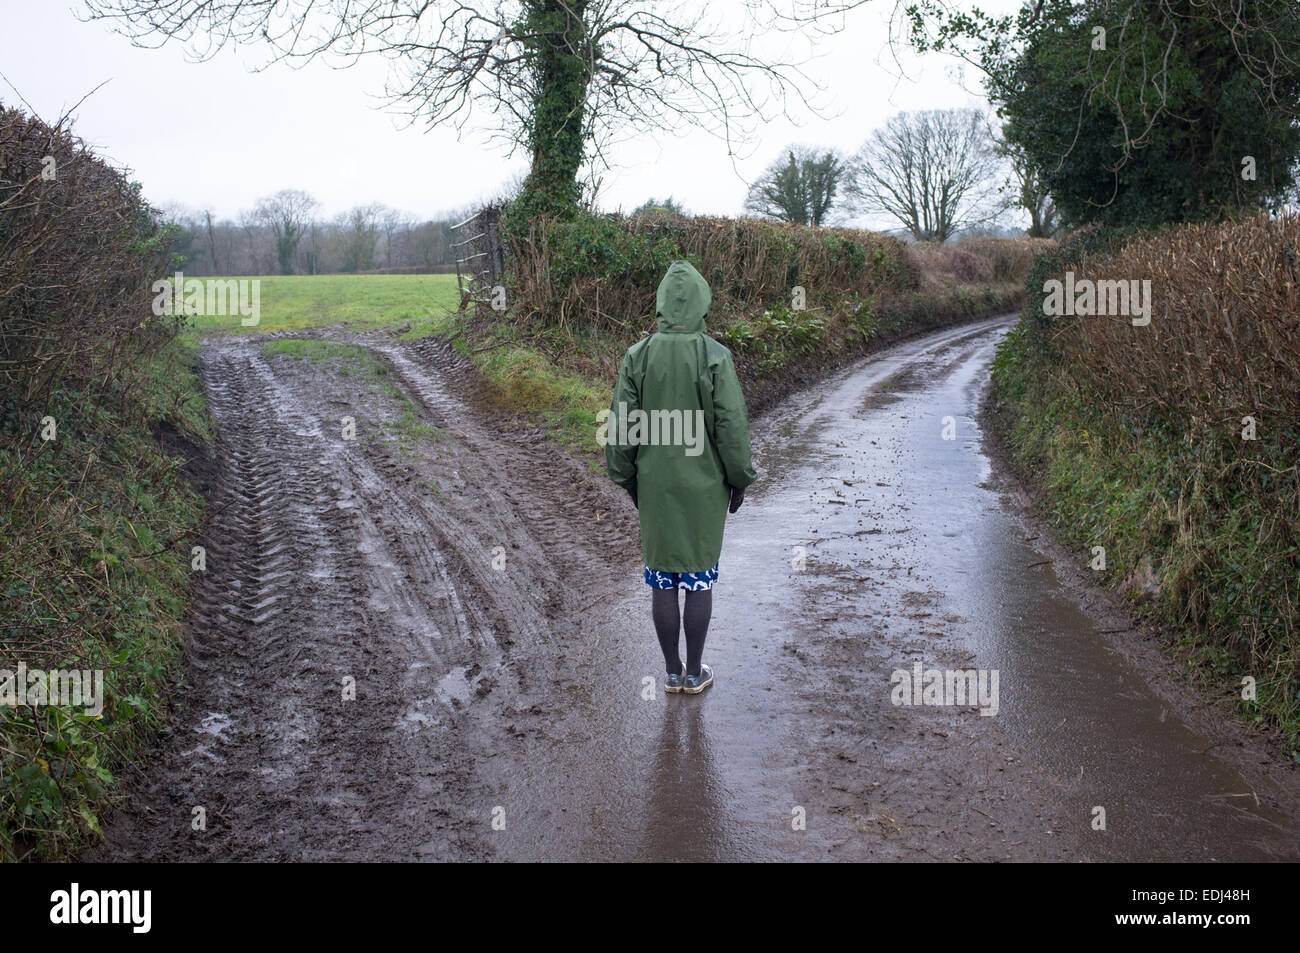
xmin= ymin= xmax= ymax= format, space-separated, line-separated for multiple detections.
xmin=163 ymin=191 xmax=472 ymax=276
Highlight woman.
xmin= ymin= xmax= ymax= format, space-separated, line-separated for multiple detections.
xmin=605 ymin=260 xmax=757 ymax=694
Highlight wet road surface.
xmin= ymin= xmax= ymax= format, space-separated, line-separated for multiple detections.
xmin=98 ymin=316 xmax=1300 ymax=861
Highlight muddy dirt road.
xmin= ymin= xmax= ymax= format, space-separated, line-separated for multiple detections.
xmin=97 ymin=317 xmax=1300 ymax=862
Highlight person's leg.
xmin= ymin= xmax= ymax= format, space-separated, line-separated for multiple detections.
xmin=683 ymin=588 xmax=713 ymax=678
xmin=651 ymin=587 xmax=682 ymax=675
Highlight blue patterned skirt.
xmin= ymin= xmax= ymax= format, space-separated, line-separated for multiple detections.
xmin=644 ymin=563 xmax=720 ymax=591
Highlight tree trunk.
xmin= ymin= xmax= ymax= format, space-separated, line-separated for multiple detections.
xmin=518 ymin=0 xmax=591 ymax=216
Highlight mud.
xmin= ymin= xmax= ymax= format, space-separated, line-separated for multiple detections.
xmin=92 ymin=317 xmax=1300 ymax=862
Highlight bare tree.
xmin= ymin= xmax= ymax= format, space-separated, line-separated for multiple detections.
xmin=236 ymin=210 xmax=272 ymax=275
xmin=202 ymin=207 xmax=223 ymax=274
xmin=376 ymin=207 xmax=410 ymax=270
xmin=994 ymin=130 xmax=1057 ymax=238
xmin=336 ymin=204 xmax=385 ymax=273
xmin=408 ymin=221 xmax=451 ymax=270
xmin=302 ymin=220 xmax=323 ymax=275
xmin=81 ymin=0 xmax=824 ymax=214
xmin=846 ymin=109 xmax=1006 ymax=242
xmin=744 ymin=145 xmax=844 ymax=225
xmin=254 ymin=189 xmax=318 ymax=275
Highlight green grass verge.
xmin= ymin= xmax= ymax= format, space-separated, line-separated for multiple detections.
xmin=261 ymin=339 xmax=371 ymax=364
xmin=473 ymin=342 xmax=608 ymax=456
xmin=1 ymin=337 xmax=211 ymax=860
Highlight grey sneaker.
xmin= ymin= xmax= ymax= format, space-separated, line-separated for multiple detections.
xmin=683 ymin=663 xmax=713 ymax=694
xmin=665 ymin=664 xmax=686 ymax=694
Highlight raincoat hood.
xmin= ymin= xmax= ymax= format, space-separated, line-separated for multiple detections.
xmin=656 ymin=260 xmax=711 ymax=333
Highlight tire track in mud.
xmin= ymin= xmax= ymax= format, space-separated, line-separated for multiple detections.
xmin=97 ymin=334 xmax=631 ymax=861
xmin=371 ymin=336 xmax=638 ymax=563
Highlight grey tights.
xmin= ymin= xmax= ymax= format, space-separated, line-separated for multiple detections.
xmin=651 ymin=587 xmax=712 ymax=678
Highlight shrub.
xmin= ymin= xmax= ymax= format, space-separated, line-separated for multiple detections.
xmin=992 ymin=214 xmax=1300 ymax=744
xmin=1 ymin=102 xmax=196 ymax=859
xmin=501 ymin=208 xmax=912 ymax=334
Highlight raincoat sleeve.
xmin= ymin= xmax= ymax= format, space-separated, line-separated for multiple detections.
xmin=605 ymin=351 xmax=639 ymax=490
xmin=710 ymin=350 xmax=758 ymax=491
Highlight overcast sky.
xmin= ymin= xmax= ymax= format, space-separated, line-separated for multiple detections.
xmin=0 ymin=0 xmax=1021 ymax=227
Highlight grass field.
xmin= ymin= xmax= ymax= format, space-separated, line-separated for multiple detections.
xmin=183 ymin=273 xmax=460 ymax=338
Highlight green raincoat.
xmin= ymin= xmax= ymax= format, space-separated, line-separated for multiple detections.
xmin=604 ymin=260 xmax=757 ymax=572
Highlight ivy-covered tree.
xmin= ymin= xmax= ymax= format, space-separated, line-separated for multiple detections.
xmin=83 ymin=0 xmax=823 ymax=219
xmin=744 ymin=147 xmax=844 ymax=225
